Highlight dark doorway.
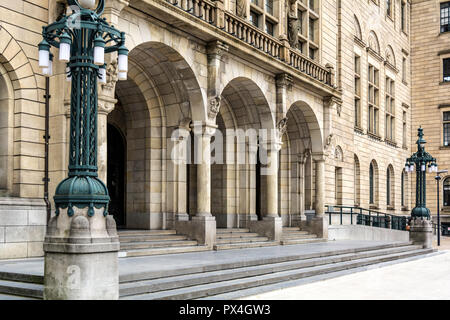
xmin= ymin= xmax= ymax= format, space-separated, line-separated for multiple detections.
xmin=107 ymin=124 xmax=126 ymax=227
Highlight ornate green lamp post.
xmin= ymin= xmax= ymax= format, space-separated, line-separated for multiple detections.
xmin=39 ymin=0 xmax=128 ymax=216
xmin=404 ymin=128 xmax=437 ymax=219
xmin=38 ymin=0 xmax=128 ymax=300
xmin=404 ymin=128 xmax=436 ymax=249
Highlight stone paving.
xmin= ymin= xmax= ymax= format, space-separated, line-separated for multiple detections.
xmin=241 ymin=247 xmax=450 ymax=300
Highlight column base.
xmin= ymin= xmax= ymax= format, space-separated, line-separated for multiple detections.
xmin=175 ymin=215 xmax=216 ymax=248
xmin=301 ymin=215 xmax=328 ymax=239
xmin=43 ymin=207 xmax=119 ymax=300
xmin=410 ymin=218 xmax=433 ymax=249
xmin=247 ymin=216 xmax=282 ymax=241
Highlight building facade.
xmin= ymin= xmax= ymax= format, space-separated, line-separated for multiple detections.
xmin=411 ymin=0 xmax=450 ymax=234
xmin=0 ymin=0 xmax=424 ymax=260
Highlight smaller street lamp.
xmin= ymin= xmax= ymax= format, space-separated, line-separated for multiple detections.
xmin=435 ymin=170 xmax=448 ymax=246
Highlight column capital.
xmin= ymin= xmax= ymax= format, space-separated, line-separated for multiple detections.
xmin=298 ymin=151 xmax=310 ymax=164
xmin=103 ymin=0 xmax=129 ymax=17
xmin=324 ymin=95 xmax=343 ymax=117
xmin=276 ymin=73 xmax=293 ymax=89
xmin=206 ymin=41 xmax=229 ymax=60
xmin=191 ymin=122 xmax=217 ymax=138
xmin=312 ymin=153 xmax=326 ymax=162
xmin=98 ymin=95 xmax=117 ymax=115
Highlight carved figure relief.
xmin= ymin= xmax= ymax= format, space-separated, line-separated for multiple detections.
xmin=287 ymin=0 xmax=300 ymax=49
xmin=208 ymin=96 xmax=221 ymax=120
xmin=236 ymin=0 xmax=247 ymax=18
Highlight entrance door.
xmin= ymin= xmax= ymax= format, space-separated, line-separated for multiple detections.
xmin=107 ymin=124 xmax=126 ymax=227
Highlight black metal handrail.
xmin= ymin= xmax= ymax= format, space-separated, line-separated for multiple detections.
xmin=325 ymin=205 xmax=408 ymax=231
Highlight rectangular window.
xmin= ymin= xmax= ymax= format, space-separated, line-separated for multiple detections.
xmin=444 ymin=58 xmax=450 ymax=82
xmin=441 ymin=2 xmax=450 ymax=33
xmin=444 ymin=111 xmax=450 ymax=146
xmin=265 ymin=0 xmax=273 ymax=16
xmin=309 ymin=0 xmax=315 ymax=11
xmin=265 ymin=20 xmax=274 ymax=36
xmin=385 ymin=77 xmax=395 ymax=142
xmin=250 ymin=11 xmax=259 ymax=27
xmin=309 ymin=18 xmax=315 ymax=42
xmin=354 ymin=55 xmax=361 ymax=128
xmin=309 ymin=47 xmax=315 ymax=60
xmin=251 ymin=0 xmax=259 ymax=5
xmin=386 ymin=0 xmax=392 ymax=18
xmin=402 ymin=57 xmax=407 ymax=83
xmin=402 ymin=111 xmax=407 ymax=148
xmin=401 ymin=0 xmax=407 ymax=32
xmin=368 ymin=65 xmax=380 ymax=135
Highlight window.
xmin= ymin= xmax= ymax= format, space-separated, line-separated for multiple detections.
xmin=370 ymin=163 xmax=374 ymax=204
xmin=368 ymin=65 xmax=380 ymax=135
xmin=265 ymin=0 xmax=273 ymax=15
xmin=266 ymin=20 xmax=274 ymax=35
xmin=295 ymin=1 xmax=319 ymax=60
xmin=401 ymin=171 xmax=405 ymax=207
xmin=402 ymin=111 xmax=407 ymax=148
xmin=444 ymin=58 xmax=450 ymax=83
xmin=444 ymin=177 xmax=450 ymax=206
xmin=386 ymin=168 xmax=391 ymax=206
xmin=249 ymin=10 xmax=259 ymax=27
xmin=385 ymin=77 xmax=395 ymax=141
xmin=441 ymin=2 xmax=450 ymax=33
xmin=386 ymin=0 xmax=393 ymax=18
xmin=354 ymin=55 xmax=361 ymax=128
xmin=354 ymin=155 xmax=361 ymax=206
xmin=402 ymin=57 xmax=407 ymax=83
xmin=401 ymin=0 xmax=407 ymax=33
xmin=250 ymin=0 xmax=277 ymax=36
xmin=444 ymin=111 xmax=450 ymax=146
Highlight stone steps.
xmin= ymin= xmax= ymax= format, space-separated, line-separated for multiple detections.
xmin=216 ymin=236 xmax=270 ymax=244
xmin=281 ymin=238 xmax=327 ymax=245
xmin=120 ymin=240 xmax=199 ymax=250
xmin=281 ymin=233 xmax=318 ymax=240
xmin=216 ymin=232 xmax=261 ymax=239
xmin=216 ymin=228 xmax=250 ymax=234
xmin=117 ymin=229 xmax=206 ymax=258
xmin=120 ymin=245 xmax=210 ymax=258
xmin=214 ymin=228 xmax=277 ymax=250
xmin=213 ymin=241 xmax=279 ymax=251
xmin=280 ymin=227 xmax=322 ymax=246
xmin=120 ymin=245 xmax=433 ymax=300
xmin=0 ymin=242 xmax=432 ymax=300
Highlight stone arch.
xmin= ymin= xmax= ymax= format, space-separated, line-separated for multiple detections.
xmin=0 ymin=63 xmax=14 ymax=195
xmin=220 ymin=77 xmax=275 ymax=130
xmin=0 ymin=26 xmax=38 ymax=197
xmin=368 ymin=31 xmax=380 ymax=54
xmin=385 ymin=45 xmax=396 ymax=67
xmin=369 ymin=159 xmax=379 ymax=206
xmin=354 ymin=15 xmax=363 ymax=40
xmin=128 ymin=41 xmax=206 ymax=125
xmin=334 ymin=145 xmax=344 ymax=162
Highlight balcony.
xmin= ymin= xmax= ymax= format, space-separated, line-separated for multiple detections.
xmin=129 ymin=0 xmax=339 ymax=96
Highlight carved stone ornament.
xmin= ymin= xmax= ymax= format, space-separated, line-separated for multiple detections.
xmin=101 ymin=60 xmax=119 ymax=93
xmin=277 ymin=117 xmax=288 ymax=135
xmin=324 ymin=96 xmax=343 ymax=117
xmin=287 ymin=0 xmax=300 ymax=49
xmin=208 ymin=96 xmax=221 ymax=120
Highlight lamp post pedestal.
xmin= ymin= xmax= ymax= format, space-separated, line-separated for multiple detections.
xmin=44 ymin=207 xmax=119 ymax=300
xmin=410 ymin=218 xmax=433 ymax=249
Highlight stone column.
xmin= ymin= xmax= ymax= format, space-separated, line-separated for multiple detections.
xmin=295 ymin=153 xmax=307 ymax=226
xmin=301 ymin=154 xmax=328 ymax=239
xmin=97 ymin=96 xmax=116 ymax=182
xmin=248 ymin=140 xmax=282 ymax=241
xmin=175 ymin=124 xmax=217 ymax=247
xmin=314 ymin=157 xmax=325 ymax=217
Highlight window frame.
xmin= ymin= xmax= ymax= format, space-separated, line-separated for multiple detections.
xmin=385 ymin=77 xmax=395 ymax=142
xmin=441 ymin=1 xmax=450 ymax=34
xmin=368 ymin=64 xmax=380 ymax=136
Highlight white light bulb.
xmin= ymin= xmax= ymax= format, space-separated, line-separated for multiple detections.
xmin=94 ymin=46 xmax=104 ymax=66
xmin=421 ymin=164 xmax=426 ymax=172
xmin=39 ymin=49 xmax=49 ymax=68
xmin=118 ymin=53 xmax=128 ymax=73
xmin=59 ymin=42 xmax=71 ymax=62
xmin=410 ymin=165 xmax=414 ymax=172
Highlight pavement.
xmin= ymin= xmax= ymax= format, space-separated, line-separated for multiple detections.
xmin=241 ymin=244 xmax=450 ymax=300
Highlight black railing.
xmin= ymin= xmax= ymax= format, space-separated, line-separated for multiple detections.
xmin=326 ymin=205 xmax=408 ymax=231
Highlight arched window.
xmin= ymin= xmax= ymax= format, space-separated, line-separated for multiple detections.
xmin=0 ymin=63 xmax=14 ymax=196
xmin=370 ymin=163 xmax=374 ymax=204
xmin=386 ymin=168 xmax=391 ymax=205
xmin=444 ymin=178 xmax=450 ymax=207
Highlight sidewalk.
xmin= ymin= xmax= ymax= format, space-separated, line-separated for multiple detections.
xmin=241 ymin=247 xmax=450 ymax=300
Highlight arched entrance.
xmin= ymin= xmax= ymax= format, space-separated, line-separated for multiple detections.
xmin=107 ymin=123 xmax=126 ymax=227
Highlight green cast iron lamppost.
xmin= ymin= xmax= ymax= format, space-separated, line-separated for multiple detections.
xmin=38 ymin=0 xmax=128 ymax=300
xmin=38 ymin=0 xmax=128 ymax=217
xmin=405 ymin=128 xmax=438 ymax=219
